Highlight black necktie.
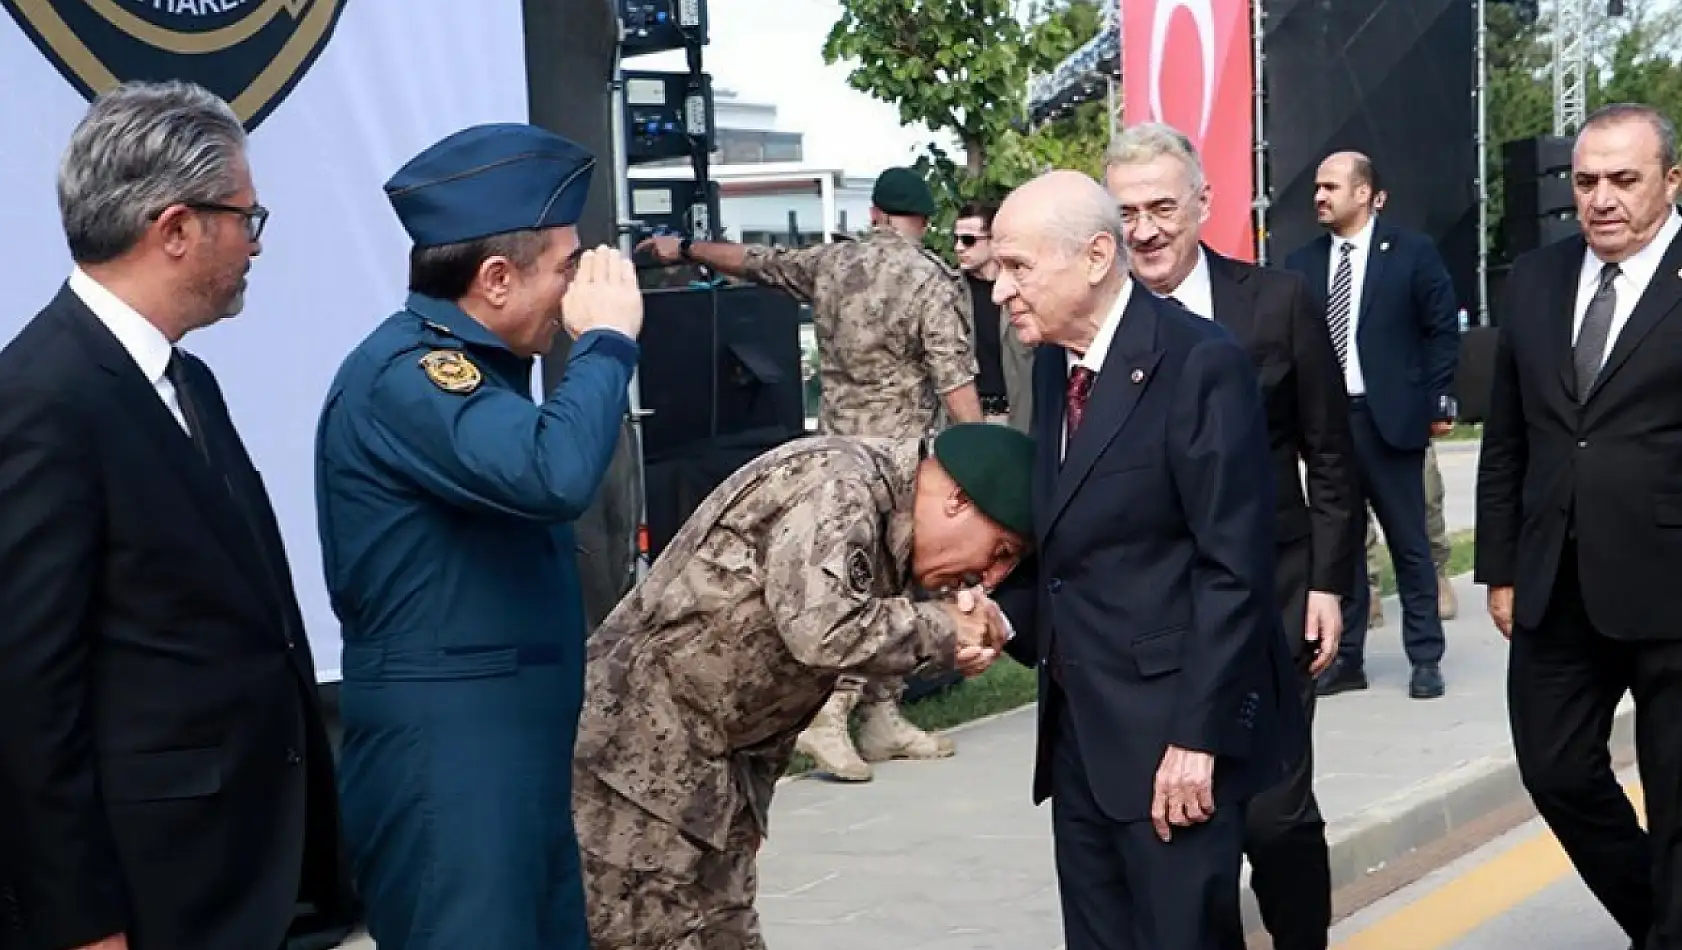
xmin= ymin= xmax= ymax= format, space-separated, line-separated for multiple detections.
xmin=166 ymin=350 xmax=212 ymax=464
xmin=1574 ymin=262 xmax=1620 ymax=401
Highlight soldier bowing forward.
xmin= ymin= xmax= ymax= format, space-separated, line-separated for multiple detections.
xmin=574 ymin=424 xmax=1032 ymax=949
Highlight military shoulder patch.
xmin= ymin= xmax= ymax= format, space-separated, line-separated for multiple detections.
xmin=418 ymin=350 xmax=482 ymax=394
xmin=846 ymin=547 xmax=874 ymax=595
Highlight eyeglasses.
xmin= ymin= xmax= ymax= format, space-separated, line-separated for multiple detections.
xmin=955 ymin=233 xmax=989 ymax=247
xmin=1118 ymin=200 xmax=1183 ymax=227
xmin=187 ymin=201 xmax=269 ymax=242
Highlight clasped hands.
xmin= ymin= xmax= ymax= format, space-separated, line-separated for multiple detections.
xmin=939 ymin=587 xmax=1009 ymax=678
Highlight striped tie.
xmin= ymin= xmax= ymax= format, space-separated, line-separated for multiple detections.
xmin=1327 ymin=242 xmax=1355 ymax=371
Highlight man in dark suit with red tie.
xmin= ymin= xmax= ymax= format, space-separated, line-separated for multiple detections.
xmin=0 ymin=81 xmax=354 ymax=950
xmin=987 ymin=169 xmax=1301 ymax=950
xmin=1478 ymin=101 xmax=1682 ymax=950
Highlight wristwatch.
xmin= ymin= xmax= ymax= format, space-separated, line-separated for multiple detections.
xmin=1436 ymin=394 xmax=1459 ymax=422
xmin=678 ymin=236 xmax=694 ymax=261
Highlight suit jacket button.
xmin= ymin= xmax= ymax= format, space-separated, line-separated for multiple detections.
xmin=1048 ymin=578 xmax=1063 ymax=593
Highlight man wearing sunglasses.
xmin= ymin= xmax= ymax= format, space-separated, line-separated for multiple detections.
xmin=955 ymin=201 xmax=1035 ymax=433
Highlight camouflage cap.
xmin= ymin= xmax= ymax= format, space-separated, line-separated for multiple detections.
xmin=932 ymin=424 xmax=1035 ymax=538
xmin=871 ymin=166 xmax=936 ymax=218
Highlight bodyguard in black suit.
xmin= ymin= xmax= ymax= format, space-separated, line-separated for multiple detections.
xmin=0 ymin=82 xmax=354 ymax=950
xmin=1284 ymin=153 xmax=1461 ymax=700
xmin=1105 ymin=123 xmax=1359 ymax=950
xmin=1476 ymin=102 xmax=1682 ymax=950
xmin=986 ymin=170 xmax=1300 ymax=950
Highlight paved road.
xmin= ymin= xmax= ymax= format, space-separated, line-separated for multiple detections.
xmin=1329 ymin=774 xmax=1640 ymax=950
xmin=1434 ymin=440 xmax=1478 ymax=533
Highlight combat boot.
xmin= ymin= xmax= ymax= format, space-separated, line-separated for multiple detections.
xmin=1437 ymin=569 xmax=1459 ymax=620
xmin=794 ymin=691 xmax=871 ymax=782
xmin=855 ymin=699 xmax=955 ymax=762
xmin=1368 ymin=584 xmax=1384 ymax=629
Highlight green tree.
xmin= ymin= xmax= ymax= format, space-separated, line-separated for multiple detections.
xmin=1486 ymin=0 xmax=1682 ymax=258
xmin=823 ymin=0 xmax=1108 ymax=249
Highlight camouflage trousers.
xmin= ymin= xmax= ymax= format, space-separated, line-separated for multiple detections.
xmin=575 ymin=771 xmax=764 ymax=950
xmin=835 ymin=673 xmax=902 ymax=704
xmin=1366 ymin=440 xmax=1451 ymax=579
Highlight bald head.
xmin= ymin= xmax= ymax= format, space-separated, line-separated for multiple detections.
xmin=990 ymin=170 xmax=1128 ymax=353
xmin=1314 ymin=150 xmax=1378 ymax=237
xmin=1000 ymin=170 xmax=1126 ymax=254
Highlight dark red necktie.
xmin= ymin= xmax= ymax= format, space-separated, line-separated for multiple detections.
xmin=1066 ymin=365 xmax=1097 ymax=436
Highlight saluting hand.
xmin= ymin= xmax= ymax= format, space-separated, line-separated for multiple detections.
xmin=562 ymin=246 xmax=644 ymax=341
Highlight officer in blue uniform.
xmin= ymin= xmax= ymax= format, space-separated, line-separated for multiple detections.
xmin=314 ymin=123 xmax=644 ymax=950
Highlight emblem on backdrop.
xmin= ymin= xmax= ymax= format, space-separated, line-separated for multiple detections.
xmin=0 ymin=0 xmax=348 ymax=131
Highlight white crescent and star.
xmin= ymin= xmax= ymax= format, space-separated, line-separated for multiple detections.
xmin=1146 ymin=0 xmax=1218 ymax=141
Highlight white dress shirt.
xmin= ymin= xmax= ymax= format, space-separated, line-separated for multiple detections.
xmin=68 ymin=267 xmax=190 ymax=433
xmin=1155 ymin=246 xmax=1214 ymax=320
xmin=1572 ymin=206 xmax=1682 ymax=363
xmin=1326 ymin=216 xmax=1376 ymax=396
xmin=1062 ymin=278 xmax=1136 ymax=459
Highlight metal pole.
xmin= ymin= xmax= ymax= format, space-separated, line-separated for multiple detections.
xmin=1107 ymin=75 xmax=1119 ymax=139
xmin=1251 ymin=0 xmax=1270 ymax=265
xmin=1475 ymin=0 xmax=1489 ymax=325
xmin=608 ymin=40 xmax=652 ymax=583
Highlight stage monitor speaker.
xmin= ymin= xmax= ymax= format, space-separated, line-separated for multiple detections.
xmin=1503 ymin=134 xmax=1573 ymax=182
xmin=1505 ymin=174 xmax=1575 ymax=223
xmin=637 ymin=283 xmax=806 ymax=462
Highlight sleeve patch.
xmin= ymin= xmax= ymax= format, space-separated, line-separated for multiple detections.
xmin=418 ymin=350 xmax=482 ymax=394
xmin=846 ymin=547 xmax=874 ymax=595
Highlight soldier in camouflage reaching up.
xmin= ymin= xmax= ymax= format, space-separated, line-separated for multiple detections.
xmin=572 ymin=424 xmax=1030 ymax=949
xmin=636 ymin=166 xmax=984 ymax=781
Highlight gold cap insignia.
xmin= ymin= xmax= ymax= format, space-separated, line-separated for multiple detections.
xmin=419 ymin=350 xmax=482 ymax=394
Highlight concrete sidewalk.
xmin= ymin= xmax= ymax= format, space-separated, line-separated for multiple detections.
xmin=752 ymin=571 xmax=1635 ymax=948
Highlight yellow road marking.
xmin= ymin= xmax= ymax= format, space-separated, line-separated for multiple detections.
xmin=1333 ymin=782 xmax=1645 ymax=950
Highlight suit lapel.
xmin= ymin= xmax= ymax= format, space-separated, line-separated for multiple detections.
xmin=1044 ymin=291 xmax=1164 ymax=538
xmin=1551 ymin=236 xmax=1588 ymax=402
xmin=55 ymin=290 xmax=278 ymax=612
xmin=1205 ymin=248 xmax=1255 ymax=333
xmin=1586 ymin=227 xmax=1682 ymax=401
xmin=1357 ymin=222 xmax=1391 ymax=341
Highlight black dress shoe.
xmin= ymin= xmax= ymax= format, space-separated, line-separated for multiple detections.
xmin=1315 ymin=658 xmax=1368 ymax=696
xmin=1409 ymin=663 xmax=1445 ymax=699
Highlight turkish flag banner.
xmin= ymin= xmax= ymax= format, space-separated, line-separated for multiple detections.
xmin=1121 ymin=0 xmax=1256 ymax=261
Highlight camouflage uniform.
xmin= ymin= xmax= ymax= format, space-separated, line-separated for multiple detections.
xmin=742 ymin=226 xmax=976 ymax=439
xmin=740 ymin=226 xmax=977 ymax=779
xmin=573 ymin=437 xmax=957 ymax=949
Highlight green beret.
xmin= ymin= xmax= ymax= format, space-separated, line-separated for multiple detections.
xmin=871 ymin=167 xmax=936 ymax=218
xmin=932 ymin=424 xmax=1035 ymax=538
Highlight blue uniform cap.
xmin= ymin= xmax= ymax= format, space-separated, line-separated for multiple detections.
xmin=384 ymin=123 xmax=597 ymax=248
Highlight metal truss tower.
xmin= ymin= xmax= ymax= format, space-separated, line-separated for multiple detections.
xmin=1553 ymin=0 xmax=1588 ymax=135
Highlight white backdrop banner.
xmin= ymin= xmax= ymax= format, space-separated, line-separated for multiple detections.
xmin=0 ymin=0 xmax=533 ymax=681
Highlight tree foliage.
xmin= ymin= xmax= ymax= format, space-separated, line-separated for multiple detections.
xmin=1486 ymin=0 xmax=1682 ymax=258
xmin=823 ymin=0 xmax=1109 ymax=250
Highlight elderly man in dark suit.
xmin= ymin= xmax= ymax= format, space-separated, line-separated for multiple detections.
xmin=1105 ymin=122 xmax=1359 ymax=950
xmin=1284 ymin=152 xmax=1461 ymax=700
xmin=985 ymin=169 xmax=1300 ymax=950
xmin=0 ymin=81 xmax=354 ymax=950
xmin=1478 ymin=101 xmax=1682 ymax=950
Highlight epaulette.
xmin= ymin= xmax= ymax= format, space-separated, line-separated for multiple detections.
xmin=917 ymin=244 xmax=961 ymax=279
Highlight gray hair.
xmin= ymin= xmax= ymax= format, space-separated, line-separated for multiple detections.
xmin=58 ymin=80 xmax=248 ymax=264
xmin=1104 ymin=121 xmax=1207 ymax=193
xmin=1579 ymin=102 xmax=1680 ymax=169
